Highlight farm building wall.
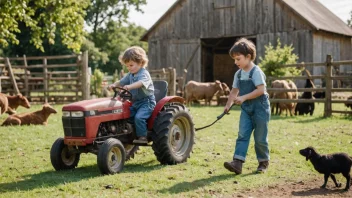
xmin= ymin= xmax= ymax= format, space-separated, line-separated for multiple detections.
xmin=145 ymin=0 xmax=350 ymax=85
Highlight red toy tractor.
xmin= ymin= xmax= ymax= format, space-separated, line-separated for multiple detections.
xmin=50 ymin=81 xmax=195 ymax=174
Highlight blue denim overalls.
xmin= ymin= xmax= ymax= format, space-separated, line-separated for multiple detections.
xmin=120 ymin=68 xmax=156 ymax=137
xmin=233 ymin=66 xmax=270 ymax=162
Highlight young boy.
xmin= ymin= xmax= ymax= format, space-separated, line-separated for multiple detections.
xmin=224 ymin=38 xmax=270 ymax=174
xmin=109 ymin=46 xmax=156 ymax=144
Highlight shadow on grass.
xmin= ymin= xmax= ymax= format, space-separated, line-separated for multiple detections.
xmin=0 ymin=165 xmax=99 ymax=193
xmin=291 ymin=187 xmax=349 ymax=197
xmin=0 ymin=160 xmax=164 ymax=193
xmin=158 ymin=172 xmax=257 ymax=194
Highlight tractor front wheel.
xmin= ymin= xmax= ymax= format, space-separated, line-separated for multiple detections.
xmin=97 ymin=138 xmax=126 ymax=174
xmin=50 ymin=138 xmax=80 ymax=171
xmin=152 ymin=103 xmax=194 ymax=165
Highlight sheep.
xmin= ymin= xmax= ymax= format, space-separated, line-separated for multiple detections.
xmin=345 ymin=96 xmax=352 ymax=110
xmin=2 ymin=103 xmax=57 ymax=126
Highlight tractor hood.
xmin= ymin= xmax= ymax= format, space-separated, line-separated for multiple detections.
xmin=62 ymin=98 xmax=124 ymax=111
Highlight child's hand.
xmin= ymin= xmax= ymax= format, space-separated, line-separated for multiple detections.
xmin=234 ymin=96 xmax=245 ymax=105
xmin=123 ymin=85 xmax=130 ymax=91
xmin=107 ymin=84 xmax=115 ymax=91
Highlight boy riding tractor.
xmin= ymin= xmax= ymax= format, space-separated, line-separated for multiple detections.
xmin=50 ymin=81 xmax=195 ymax=174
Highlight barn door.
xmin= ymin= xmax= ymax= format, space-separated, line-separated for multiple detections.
xmin=168 ymin=39 xmax=201 ymax=82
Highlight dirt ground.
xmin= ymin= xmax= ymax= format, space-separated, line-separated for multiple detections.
xmin=235 ymin=178 xmax=352 ymax=198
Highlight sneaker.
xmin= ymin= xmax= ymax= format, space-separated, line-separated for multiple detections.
xmin=133 ymin=136 xmax=148 ymax=144
xmin=224 ymin=159 xmax=243 ymax=174
xmin=257 ymin=161 xmax=269 ymax=173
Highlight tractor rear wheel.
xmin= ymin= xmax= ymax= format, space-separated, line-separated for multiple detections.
xmin=152 ymin=103 xmax=194 ymax=165
xmin=50 ymin=138 xmax=80 ymax=171
xmin=97 ymin=138 xmax=126 ymax=174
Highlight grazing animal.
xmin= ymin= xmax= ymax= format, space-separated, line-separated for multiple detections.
xmin=313 ymin=92 xmax=325 ymax=99
xmin=345 ymin=96 xmax=352 ymax=110
xmin=271 ymin=80 xmax=295 ymax=116
xmin=2 ymin=103 xmax=57 ymax=126
xmin=0 ymin=93 xmax=9 ymax=115
xmin=185 ymin=80 xmax=224 ymax=106
xmin=295 ymin=79 xmax=315 ymax=116
xmin=4 ymin=94 xmax=31 ymax=114
xmin=216 ymin=83 xmax=231 ymax=106
xmin=299 ymin=147 xmax=352 ymax=191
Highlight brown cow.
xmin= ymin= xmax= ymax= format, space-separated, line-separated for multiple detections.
xmin=0 ymin=93 xmax=9 ymax=115
xmin=6 ymin=94 xmax=31 ymax=113
xmin=185 ymin=80 xmax=224 ymax=106
xmin=271 ymin=80 xmax=295 ymax=116
xmin=2 ymin=103 xmax=57 ymax=126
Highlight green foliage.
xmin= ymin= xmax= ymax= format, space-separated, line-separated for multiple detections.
xmin=0 ymin=0 xmax=89 ymax=52
xmin=80 ymin=38 xmax=109 ymax=71
xmin=348 ymin=11 xmax=352 ymax=27
xmin=91 ymin=21 xmax=148 ymax=74
xmin=85 ymin=0 xmax=146 ymax=38
xmin=259 ymin=39 xmax=301 ymax=78
xmin=90 ymin=68 xmax=105 ymax=97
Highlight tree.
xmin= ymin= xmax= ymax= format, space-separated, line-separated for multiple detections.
xmin=348 ymin=11 xmax=352 ymax=27
xmin=0 ymin=0 xmax=89 ymax=52
xmin=259 ymin=39 xmax=300 ymax=79
xmin=85 ymin=0 xmax=146 ymax=41
xmin=91 ymin=21 xmax=147 ymax=74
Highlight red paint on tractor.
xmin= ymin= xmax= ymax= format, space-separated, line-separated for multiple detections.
xmin=147 ymin=96 xmax=184 ymax=130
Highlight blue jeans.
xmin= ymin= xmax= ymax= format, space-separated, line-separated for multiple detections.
xmin=130 ymin=97 xmax=155 ymax=137
xmin=234 ymin=96 xmax=270 ymax=162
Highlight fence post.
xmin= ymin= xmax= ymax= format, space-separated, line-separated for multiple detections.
xmin=81 ymin=51 xmax=90 ymax=100
xmin=324 ymin=55 xmax=332 ymax=117
xmin=168 ymin=67 xmax=176 ymax=96
xmin=5 ymin=58 xmax=20 ymax=94
xmin=43 ymin=58 xmax=48 ymax=103
xmin=23 ymin=55 xmax=29 ymax=97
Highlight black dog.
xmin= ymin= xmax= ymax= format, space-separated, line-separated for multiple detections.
xmin=299 ymin=147 xmax=352 ymax=191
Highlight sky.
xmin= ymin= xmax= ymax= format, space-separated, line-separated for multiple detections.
xmin=128 ymin=0 xmax=352 ymax=29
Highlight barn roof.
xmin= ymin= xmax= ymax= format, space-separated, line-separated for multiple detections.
xmin=141 ymin=0 xmax=352 ymax=41
xmin=282 ymin=0 xmax=352 ymax=37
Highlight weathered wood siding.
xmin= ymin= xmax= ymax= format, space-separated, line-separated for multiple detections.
xmin=146 ymin=0 xmax=350 ymax=84
xmin=312 ymin=32 xmax=352 ymax=86
xmin=147 ymin=0 xmax=314 ymax=73
xmin=148 ymin=0 xmax=312 ymax=41
xmin=148 ymin=39 xmax=201 ymax=82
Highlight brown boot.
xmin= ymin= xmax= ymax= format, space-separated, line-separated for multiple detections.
xmin=257 ymin=161 xmax=269 ymax=173
xmin=133 ymin=136 xmax=148 ymax=144
xmin=224 ymin=159 xmax=243 ymax=174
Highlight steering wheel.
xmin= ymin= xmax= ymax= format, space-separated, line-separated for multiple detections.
xmin=112 ymin=87 xmax=132 ymax=101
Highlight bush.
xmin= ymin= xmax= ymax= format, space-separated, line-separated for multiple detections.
xmin=91 ymin=69 xmax=104 ymax=97
xmin=259 ymin=39 xmax=301 ymax=79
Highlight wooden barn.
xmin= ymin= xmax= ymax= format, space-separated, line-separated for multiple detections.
xmin=141 ymin=0 xmax=352 ymax=87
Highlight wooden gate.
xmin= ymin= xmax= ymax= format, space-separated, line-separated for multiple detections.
xmin=0 ymin=52 xmax=90 ymax=103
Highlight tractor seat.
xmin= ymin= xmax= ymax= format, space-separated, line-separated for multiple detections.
xmin=153 ymin=80 xmax=168 ymax=103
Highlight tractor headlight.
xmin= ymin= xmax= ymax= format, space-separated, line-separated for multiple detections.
xmin=71 ymin=111 xmax=84 ymax=117
xmin=62 ymin=111 xmax=70 ymax=117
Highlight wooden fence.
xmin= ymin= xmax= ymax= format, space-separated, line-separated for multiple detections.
xmin=267 ymin=55 xmax=352 ymax=117
xmin=0 ymin=51 xmax=90 ymax=103
xmin=149 ymin=67 xmax=177 ymax=96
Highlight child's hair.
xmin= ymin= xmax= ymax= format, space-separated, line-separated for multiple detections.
xmin=229 ymin=38 xmax=256 ymax=61
xmin=119 ymin=46 xmax=149 ymax=67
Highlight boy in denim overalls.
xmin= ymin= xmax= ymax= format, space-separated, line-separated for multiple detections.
xmin=109 ymin=46 xmax=156 ymax=144
xmin=224 ymin=38 xmax=270 ymax=174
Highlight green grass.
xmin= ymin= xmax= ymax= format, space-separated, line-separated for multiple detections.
xmin=0 ymin=103 xmax=351 ymax=197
